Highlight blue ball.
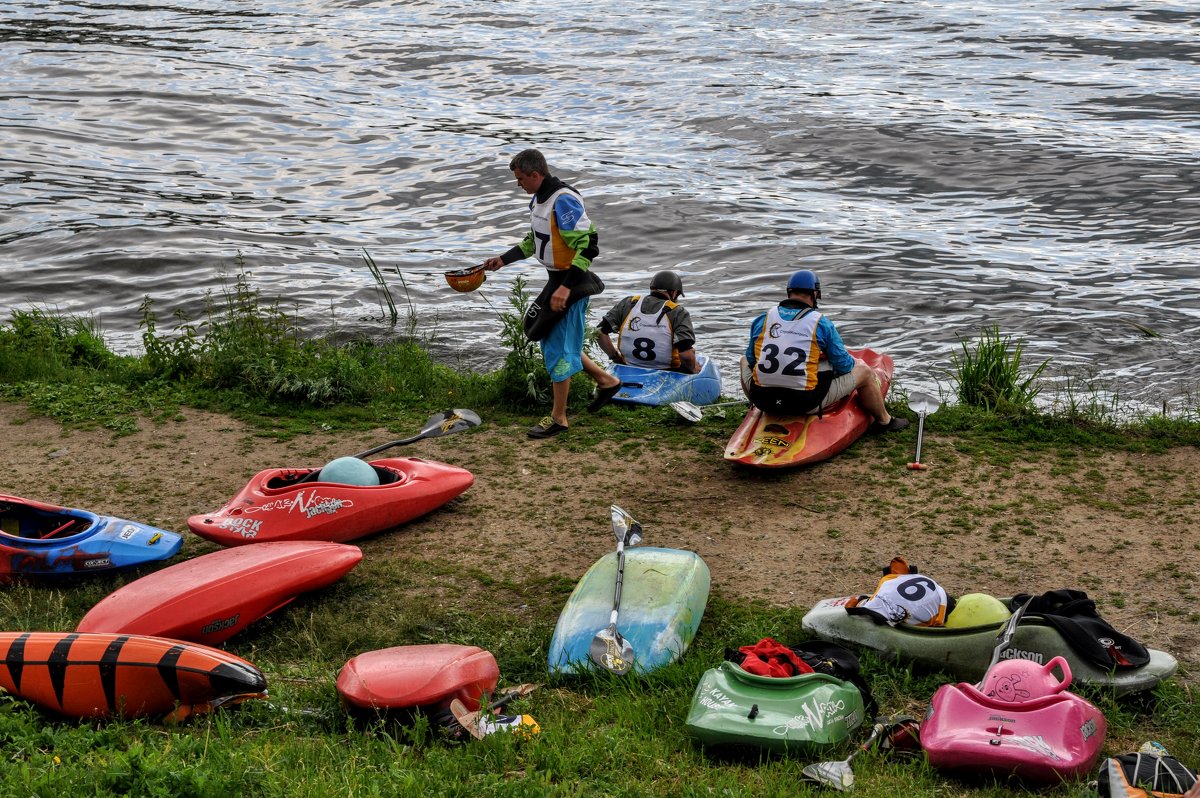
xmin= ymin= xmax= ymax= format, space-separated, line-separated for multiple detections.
xmin=318 ymin=456 xmax=380 ymax=486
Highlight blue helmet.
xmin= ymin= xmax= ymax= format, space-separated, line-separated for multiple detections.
xmin=787 ymin=269 xmax=821 ymax=299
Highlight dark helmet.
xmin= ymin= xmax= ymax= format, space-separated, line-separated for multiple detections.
xmin=787 ymin=269 xmax=821 ymax=299
xmin=650 ymin=270 xmax=684 ymax=297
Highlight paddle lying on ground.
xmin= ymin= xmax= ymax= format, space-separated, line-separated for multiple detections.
xmin=906 ymin=392 xmax=941 ymax=470
xmin=353 ymin=409 xmax=481 ymax=459
xmin=977 ymin=596 xmax=1034 ymax=689
xmin=802 ymin=719 xmax=888 ymax=791
xmin=450 ymin=683 xmax=541 ymax=740
xmin=588 ymin=505 xmax=644 ymax=675
xmin=670 ymin=399 xmax=748 ymax=423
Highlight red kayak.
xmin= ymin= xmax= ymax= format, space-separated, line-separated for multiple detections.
xmin=337 ymin=644 xmax=499 ymax=721
xmin=76 ymin=541 xmax=363 ymax=644
xmin=187 ymin=457 xmax=473 ymax=546
xmin=723 ymin=348 xmax=894 ymax=468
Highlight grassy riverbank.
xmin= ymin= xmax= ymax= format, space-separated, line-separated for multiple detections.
xmin=1 ymin=548 xmax=1198 ymax=797
xmin=1 ymin=292 xmax=1198 ymax=797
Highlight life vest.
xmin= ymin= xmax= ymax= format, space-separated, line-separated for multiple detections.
xmin=846 ymin=556 xmax=949 ymax=627
xmin=751 ymin=306 xmax=828 ymax=390
xmin=529 ymin=186 xmax=590 ymax=271
xmin=616 ymin=295 xmax=679 ymax=369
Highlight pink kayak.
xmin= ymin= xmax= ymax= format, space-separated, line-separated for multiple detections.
xmin=922 ymin=655 xmax=1106 ymax=783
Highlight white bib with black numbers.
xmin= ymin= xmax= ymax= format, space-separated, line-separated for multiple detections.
xmin=752 ymin=306 xmax=823 ymax=390
xmin=529 ymin=186 xmax=588 ymax=270
xmin=617 ymin=296 xmax=676 ymax=369
xmin=855 ymin=572 xmax=949 ymax=627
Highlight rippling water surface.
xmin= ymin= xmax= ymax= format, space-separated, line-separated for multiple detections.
xmin=2 ymin=1 xmax=1198 ymax=408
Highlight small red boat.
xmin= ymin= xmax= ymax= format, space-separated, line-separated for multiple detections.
xmin=337 ymin=644 xmax=499 ymax=723
xmin=187 ymin=457 xmax=474 ymax=547
xmin=723 ymin=348 xmax=894 ymax=468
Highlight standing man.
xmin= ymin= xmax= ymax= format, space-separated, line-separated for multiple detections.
xmin=740 ymin=269 xmax=909 ymax=431
xmin=482 ymin=149 xmax=621 ymax=438
xmin=596 ymin=270 xmax=700 ymax=374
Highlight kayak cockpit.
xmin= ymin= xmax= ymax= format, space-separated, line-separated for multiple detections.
xmin=0 ymin=501 xmax=97 ymax=542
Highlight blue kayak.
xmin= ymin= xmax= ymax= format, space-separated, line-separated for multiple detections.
xmin=611 ymin=354 xmax=722 ymax=407
xmin=548 ymin=547 xmax=710 ymax=675
xmin=1 ymin=493 xmax=183 ymax=577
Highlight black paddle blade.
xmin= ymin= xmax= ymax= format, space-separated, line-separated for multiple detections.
xmin=352 ymin=409 xmax=481 ymax=459
xmin=589 ymin=626 xmax=634 ymax=675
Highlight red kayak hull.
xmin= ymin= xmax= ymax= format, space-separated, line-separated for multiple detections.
xmin=723 ymin=348 xmax=894 ymax=468
xmin=187 ymin=457 xmax=473 ymax=546
xmin=75 ymin=541 xmax=363 ymax=645
xmin=336 ymin=644 xmax=499 ymax=714
xmin=0 ymin=631 xmax=267 ymax=719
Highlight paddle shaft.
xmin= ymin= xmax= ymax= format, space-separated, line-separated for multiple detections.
xmin=352 ymin=409 xmax=480 ymax=459
xmin=609 ymin=536 xmax=628 ymax=627
xmin=906 ymin=392 xmax=940 ymax=471
xmin=912 ymin=411 xmax=928 ymax=464
xmin=354 ymin=432 xmax=426 ymax=459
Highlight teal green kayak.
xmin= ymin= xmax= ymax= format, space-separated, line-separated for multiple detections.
xmin=685 ymin=661 xmax=866 ymax=753
xmin=802 ymin=595 xmax=1177 ymax=696
xmin=548 ymin=547 xmax=710 ymax=675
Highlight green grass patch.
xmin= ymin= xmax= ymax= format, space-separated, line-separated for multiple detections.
xmin=1 ymin=561 xmax=1196 ymax=797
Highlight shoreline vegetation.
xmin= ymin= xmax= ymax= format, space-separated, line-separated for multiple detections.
xmin=1 ymin=270 xmax=1198 ymax=797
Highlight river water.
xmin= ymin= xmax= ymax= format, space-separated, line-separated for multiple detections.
xmin=2 ymin=1 xmax=1198 ymax=411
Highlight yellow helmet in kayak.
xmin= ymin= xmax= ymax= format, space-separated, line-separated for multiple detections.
xmin=945 ymin=593 xmax=1011 ymax=628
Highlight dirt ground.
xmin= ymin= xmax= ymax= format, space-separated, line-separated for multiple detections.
xmin=3 ymin=402 xmax=1197 ymax=683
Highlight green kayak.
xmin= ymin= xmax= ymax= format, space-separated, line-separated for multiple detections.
xmin=685 ymin=661 xmax=866 ymax=754
xmin=802 ymin=595 xmax=1177 ymax=696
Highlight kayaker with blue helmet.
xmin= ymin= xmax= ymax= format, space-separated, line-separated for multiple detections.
xmin=740 ymin=269 xmax=909 ymax=432
xmin=481 ymin=149 xmax=621 ymax=438
xmin=596 ymin=270 xmax=700 ymax=374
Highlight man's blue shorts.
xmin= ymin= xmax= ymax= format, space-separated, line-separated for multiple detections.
xmin=541 ymin=298 xmax=588 ymax=383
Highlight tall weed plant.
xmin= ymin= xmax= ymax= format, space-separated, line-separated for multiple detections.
xmin=139 ymin=263 xmax=447 ymax=407
xmin=950 ymin=325 xmax=1048 ymax=413
xmin=0 ymin=308 xmax=114 ymax=380
xmin=496 ymin=276 xmax=550 ymax=406
xmin=491 ymin=276 xmax=606 ymax=408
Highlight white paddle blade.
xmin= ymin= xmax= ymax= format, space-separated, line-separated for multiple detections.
xmin=801 ymin=761 xmax=854 ymax=791
xmin=907 ymin=391 xmax=941 ymax=416
xmin=433 ymin=408 xmax=482 ymax=435
xmin=609 ymin=505 xmax=643 ymax=546
xmin=589 ymin=627 xmax=634 ymax=675
xmin=670 ymin=401 xmax=704 ymax=422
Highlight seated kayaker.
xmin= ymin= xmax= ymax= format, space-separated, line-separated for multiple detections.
xmin=596 ymin=270 xmax=701 ymax=375
xmin=739 ymin=269 xmax=909 ymax=432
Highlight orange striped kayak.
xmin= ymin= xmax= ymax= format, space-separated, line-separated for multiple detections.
xmin=0 ymin=632 xmax=267 ymax=720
